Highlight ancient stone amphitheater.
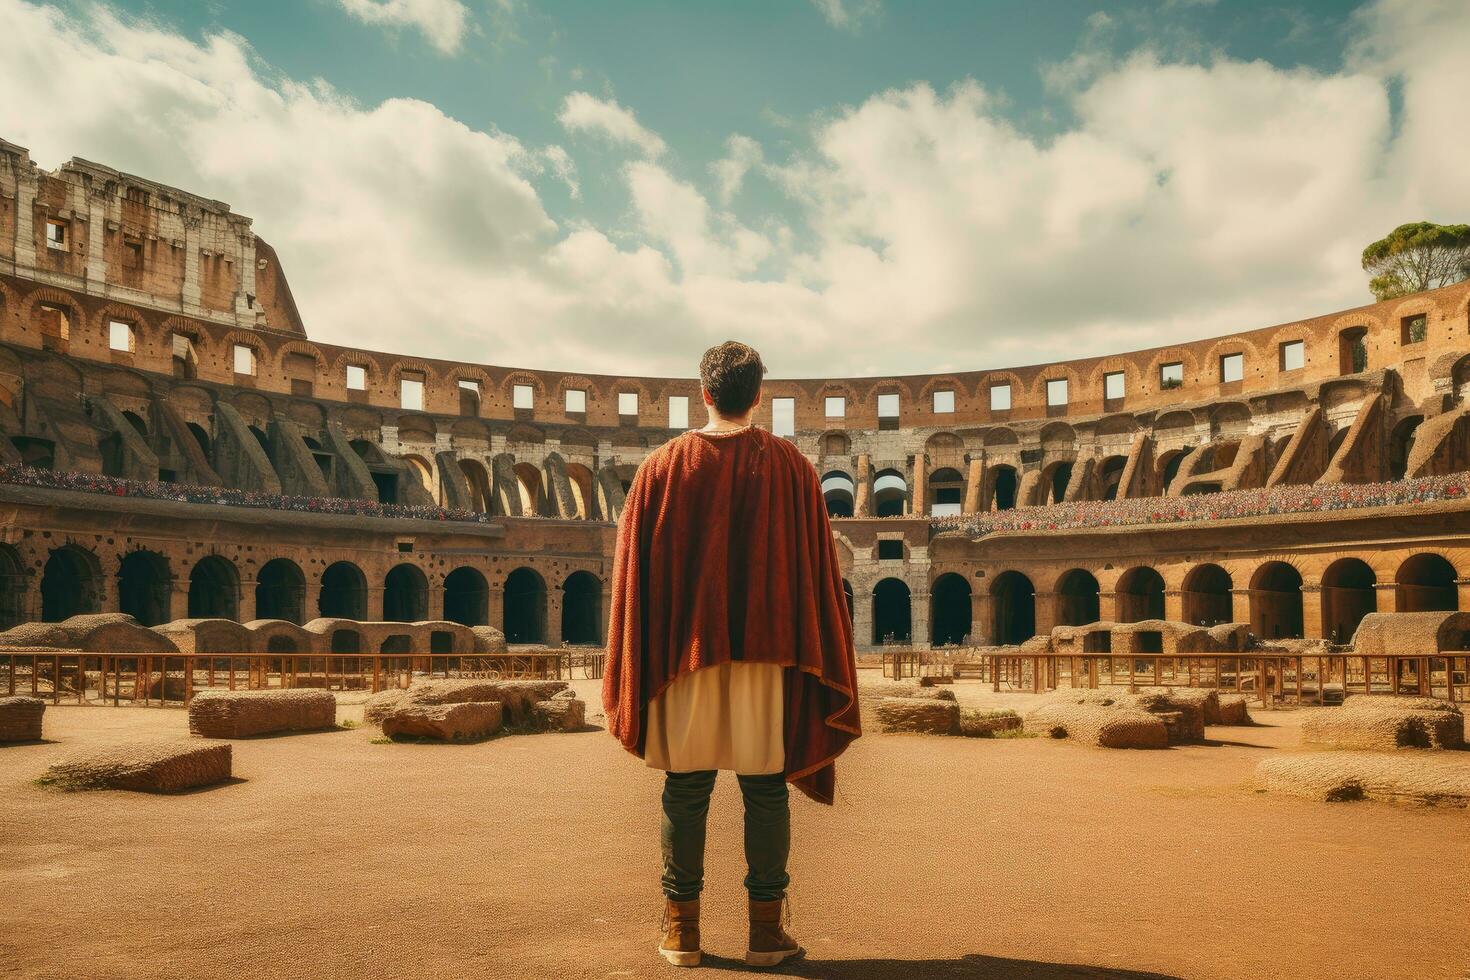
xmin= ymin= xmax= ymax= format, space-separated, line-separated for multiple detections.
xmin=2 ymin=140 xmax=1469 ymax=700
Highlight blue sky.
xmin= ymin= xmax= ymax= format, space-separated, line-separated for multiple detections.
xmin=2 ymin=0 xmax=1466 ymax=376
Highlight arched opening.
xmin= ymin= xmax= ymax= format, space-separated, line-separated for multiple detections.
xmin=41 ymin=546 xmax=100 ymax=621
xmin=12 ymin=436 xmax=57 ymax=470
xmin=1182 ymin=564 xmax=1233 ymax=626
xmin=459 ymin=459 xmax=493 ymax=513
xmin=564 ymin=463 xmax=597 ymax=520
xmin=990 ymin=465 xmax=1018 ymax=511
xmin=249 ymin=425 xmax=271 ymax=456
xmin=503 ymin=567 xmax=547 ymax=643
xmin=1395 ymin=554 xmax=1458 ymax=612
xmin=841 ymin=579 xmax=854 ymax=624
xmin=187 ymin=422 xmax=212 ymax=459
xmin=1041 ymin=461 xmax=1073 ymax=505
xmin=256 ymin=559 xmax=305 ymax=625
xmin=822 ymin=471 xmax=856 ymax=518
xmin=122 ymin=411 xmax=148 ymax=437
xmin=319 ymin=561 xmax=367 ymax=620
xmin=1388 ymin=416 xmax=1422 ymax=480
xmin=1250 ymin=562 xmax=1303 ymax=640
xmin=188 ymin=556 xmax=239 ymax=621
xmin=118 ymin=550 xmax=172 ymax=627
xmin=561 ymin=571 xmax=602 ymax=644
xmin=929 ymin=573 xmax=971 ymax=646
xmin=1321 ymin=558 xmax=1377 ymax=644
xmin=1158 ymin=449 xmax=1190 ymax=494
xmin=403 ymin=454 xmax=434 ymax=498
xmin=1055 ymin=569 xmax=1100 ymax=627
xmin=871 ymin=578 xmax=912 ymax=645
xmin=990 ymin=571 xmax=1035 ymax=645
xmin=0 ymin=544 xmax=24 ymax=630
xmin=927 ymin=468 xmax=965 ymax=517
xmin=266 ymin=635 xmax=298 ymax=654
xmin=872 ymin=469 xmax=907 ymax=517
xmin=331 ymin=629 xmax=363 ymax=654
xmin=384 ymin=564 xmax=428 ymax=623
xmin=1338 ymin=326 xmax=1368 ymax=376
xmin=443 ymin=566 xmax=489 ymax=627
xmin=514 ymin=462 xmax=547 ymax=516
xmin=1098 ymin=456 xmax=1127 ymax=500
xmin=1115 ymin=566 xmax=1165 ymax=623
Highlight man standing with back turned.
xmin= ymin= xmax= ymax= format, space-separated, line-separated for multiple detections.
xmin=604 ymin=340 xmax=861 ymax=968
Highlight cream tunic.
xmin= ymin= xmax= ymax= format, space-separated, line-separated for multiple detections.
xmin=643 ymin=662 xmax=786 ymax=775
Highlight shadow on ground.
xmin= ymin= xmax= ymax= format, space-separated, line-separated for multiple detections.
xmin=699 ymin=953 xmax=1181 ymax=978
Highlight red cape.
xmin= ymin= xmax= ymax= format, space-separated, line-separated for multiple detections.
xmin=603 ymin=425 xmax=861 ymax=804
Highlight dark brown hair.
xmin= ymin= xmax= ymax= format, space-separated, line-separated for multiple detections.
xmin=699 ymin=340 xmax=765 ymax=415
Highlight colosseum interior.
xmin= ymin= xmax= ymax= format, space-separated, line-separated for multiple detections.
xmin=3 ymin=139 xmax=1470 ymax=677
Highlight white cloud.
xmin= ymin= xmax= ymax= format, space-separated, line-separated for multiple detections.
xmin=709 ymin=134 xmax=763 ymax=204
xmin=338 ymin=0 xmax=468 ymax=54
xmin=810 ymin=0 xmax=880 ymax=32
xmin=556 ymin=91 xmax=665 ymax=158
xmin=0 ymin=0 xmax=1467 ymax=380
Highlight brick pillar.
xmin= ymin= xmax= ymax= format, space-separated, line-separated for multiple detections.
xmin=854 ymin=453 xmax=872 ymax=516
xmin=1098 ymin=590 xmax=1119 ymax=623
xmin=962 ymin=457 xmax=984 ymax=514
xmin=169 ymin=581 xmax=191 ymax=623
xmin=1300 ymin=583 xmax=1323 ymax=640
xmin=238 ymin=576 xmax=257 ymax=623
xmin=1455 ymin=577 xmax=1470 ymax=612
xmin=303 ymin=581 xmax=323 ymax=623
xmin=600 ymin=588 xmax=612 ymax=645
xmin=911 ymin=457 xmax=927 ymax=517
xmin=1032 ymin=591 xmax=1057 ymax=637
xmin=972 ymin=590 xmax=994 ymax=646
xmin=1231 ymin=588 xmax=1251 ymax=628
xmin=545 ymin=589 xmax=563 ymax=647
xmin=427 ymin=582 xmax=445 ymax=623
xmin=488 ymin=587 xmax=505 ymax=634
xmin=911 ymin=584 xmax=930 ymax=648
xmin=366 ymin=585 xmax=385 ymax=622
xmin=852 ymin=584 xmax=873 ymax=651
xmin=1163 ymin=588 xmax=1184 ymax=624
xmin=1373 ymin=582 xmax=1396 ymax=616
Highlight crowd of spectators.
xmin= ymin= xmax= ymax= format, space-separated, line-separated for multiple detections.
xmin=0 ymin=464 xmax=498 ymax=524
xmin=933 ymin=473 xmax=1468 ymax=538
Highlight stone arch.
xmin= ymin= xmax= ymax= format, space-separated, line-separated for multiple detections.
xmin=256 ymin=558 xmax=306 ymax=625
xmin=564 ymin=462 xmax=596 ymax=520
xmin=514 ymin=460 xmax=549 ymax=516
xmin=0 ymin=543 xmax=25 ymax=630
xmin=384 ymin=563 xmax=429 ymax=623
xmin=118 ymin=549 xmax=172 ymax=627
xmin=821 ymin=470 xmax=856 ymax=518
xmin=1182 ymin=564 xmax=1233 ymax=627
xmin=444 ymin=566 xmax=489 ymax=627
xmin=188 ymin=555 xmax=239 ymax=621
xmin=1395 ymin=553 xmax=1458 ymax=613
xmin=41 ymin=544 xmax=101 ymax=621
xmin=988 ymin=463 xmax=1019 ymax=511
xmin=926 ymin=466 xmax=965 ymax=516
xmin=1055 ymin=569 xmax=1100 ymax=627
xmin=1321 ymin=557 xmax=1376 ymax=644
xmin=1115 ymin=566 xmax=1164 ymax=623
xmin=990 ymin=571 xmax=1035 ymax=645
xmin=872 ymin=577 xmax=912 ymax=645
xmin=319 ymin=561 xmax=368 ymax=619
xmin=930 ymin=572 xmax=972 ymax=646
xmin=872 ymin=468 xmax=907 ymax=517
xmin=561 ymin=570 xmax=602 ymax=644
xmin=1250 ymin=561 xmax=1303 ymax=640
xmin=503 ymin=567 xmax=547 ymax=644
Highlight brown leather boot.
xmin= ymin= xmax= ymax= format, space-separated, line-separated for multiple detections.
xmin=658 ymin=897 xmax=701 ymax=967
xmin=745 ymin=896 xmax=803 ymax=967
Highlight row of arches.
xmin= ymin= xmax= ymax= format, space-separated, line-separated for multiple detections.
xmin=955 ymin=553 xmax=1461 ymax=647
xmin=19 ymin=546 xmax=604 ymax=644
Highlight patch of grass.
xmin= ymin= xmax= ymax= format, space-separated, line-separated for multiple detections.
xmin=990 ymin=728 xmax=1037 ymax=739
xmin=337 ymin=720 xmax=360 ymax=730
xmin=369 ymin=736 xmax=393 ymax=745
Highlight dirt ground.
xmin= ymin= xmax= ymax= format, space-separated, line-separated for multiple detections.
xmin=1 ymin=678 xmax=1467 ymax=980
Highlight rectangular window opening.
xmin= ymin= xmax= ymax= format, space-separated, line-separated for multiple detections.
xmin=772 ymin=397 xmax=795 ymax=438
xmin=1280 ymin=340 xmax=1305 ymax=372
xmin=668 ymin=395 xmax=689 ymax=430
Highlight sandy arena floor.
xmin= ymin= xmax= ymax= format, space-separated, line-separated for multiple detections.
xmin=1 ymin=679 xmax=1467 ymax=980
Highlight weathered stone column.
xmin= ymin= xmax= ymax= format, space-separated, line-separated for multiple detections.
xmin=427 ymin=583 xmax=445 ymax=623
xmin=1163 ymin=588 xmax=1184 ymax=624
xmin=851 ymin=585 xmax=873 ymax=652
xmin=853 ymin=453 xmax=872 ymax=517
xmin=910 ymin=585 xmax=930 ymax=648
xmin=911 ymin=458 xmax=927 ymax=517
xmin=971 ymin=590 xmax=994 ymax=646
xmin=169 ymin=581 xmax=191 ymax=623
xmin=487 ymin=588 xmax=505 ymax=635
xmin=1032 ymin=591 xmax=1057 ymax=637
xmin=1300 ymin=583 xmax=1323 ymax=640
xmin=365 ymin=585 xmax=385 ymax=622
xmin=1229 ymin=588 xmax=1251 ymax=628
xmin=238 ymin=576 xmax=257 ymax=623
xmin=545 ymin=589 xmax=564 ymax=647
xmin=962 ymin=457 xmax=984 ymax=514
xmin=1097 ymin=590 xmax=1119 ymax=623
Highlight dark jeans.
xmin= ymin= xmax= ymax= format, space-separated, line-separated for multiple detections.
xmin=661 ymin=770 xmax=790 ymax=902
